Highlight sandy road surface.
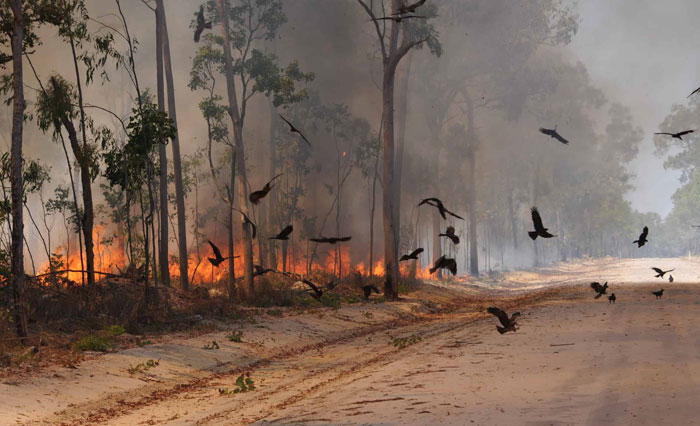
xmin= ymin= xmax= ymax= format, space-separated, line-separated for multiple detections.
xmin=2 ymin=257 xmax=699 ymax=425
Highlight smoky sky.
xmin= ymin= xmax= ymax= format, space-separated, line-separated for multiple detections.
xmin=570 ymin=0 xmax=700 ymax=217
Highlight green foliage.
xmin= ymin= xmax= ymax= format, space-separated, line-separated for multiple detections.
xmin=319 ymin=292 xmax=341 ymax=310
xmin=203 ymin=340 xmax=220 ymax=350
xmin=104 ymin=324 xmax=125 ymax=337
xmin=218 ymin=373 xmax=255 ymax=395
xmin=227 ymin=331 xmax=243 ymax=342
xmin=389 ymin=334 xmax=422 ymax=349
xmin=74 ymin=334 xmax=114 ymax=352
xmin=127 ymin=359 xmax=159 ymax=374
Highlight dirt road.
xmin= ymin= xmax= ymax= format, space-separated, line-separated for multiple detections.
xmin=3 ymin=257 xmax=699 ymax=425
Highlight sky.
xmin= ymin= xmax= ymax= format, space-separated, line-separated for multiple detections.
xmin=570 ymin=0 xmax=700 ymax=217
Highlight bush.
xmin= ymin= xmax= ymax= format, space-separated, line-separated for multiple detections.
xmin=74 ymin=334 xmax=114 ymax=352
xmin=104 ymin=325 xmax=125 ymax=336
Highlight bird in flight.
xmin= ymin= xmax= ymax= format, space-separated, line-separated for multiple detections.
xmin=253 ymin=264 xmax=275 ymax=276
xmin=608 ymin=293 xmax=616 ymax=304
xmin=279 ymin=114 xmax=311 ymax=146
xmin=486 ymin=307 xmax=520 ymax=334
xmin=439 ymin=226 xmax=460 ymax=245
xmin=688 ymin=85 xmax=700 ymax=98
xmin=300 ymin=279 xmax=336 ymax=301
xmin=590 ymin=281 xmax=608 ymax=299
xmin=207 ymin=240 xmax=238 ymax=267
xmin=362 ymin=285 xmax=380 ymax=300
xmin=270 ymin=225 xmax=293 ymax=240
xmin=249 ymin=174 xmax=281 ymax=205
xmin=194 ymin=5 xmax=212 ymax=43
xmin=418 ymin=197 xmax=464 ymax=220
xmin=393 ymin=0 xmax=427 ymax=15
xmin=429 ymin=255 xmax=457 ymax=276
xmin=539 ymin=126 xmax=569 ymax=145
xmin=652 ymin=289 xmax=664 ymax=299
xmin=654 ymin=130 xmax=694 ymax=140
xmin=669 ymin=275 xmax=674 ymax=283
xmin=233 ymin=208 xmax=257 ymax=239
xmin=528 ymin=207 xmax=556 ymax=240
xmin=309 ymin=236 xmax=352 ymax=244
xmin=400 ymin=248 xmax=424 ymax=262
xmin=633 ymin=226 xmax=648 ymax=247
xmin=375 ymin=15 xmax=426 ymax=23
xmin=651 ymin=267 xmax=674 ymax=278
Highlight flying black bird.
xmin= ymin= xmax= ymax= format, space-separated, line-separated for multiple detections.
xmin=250 ymin=174 xmax=281 ymax=205
xmin=429 ymin=255 xmax=457 ymax=276
xmin=194 ymin=5 xmax=212 ymax=43
xmin=590 ymin=281 xmax=609 ymax=299
xmin=669 ymin=275 xmax=674 ymax=283
xmin=279 ymin=114 xmax=311 ymax=146
xmin=418 ymin=197 xmax=464 ymax=220
xmin=375 ymin=15 xmax=426 ymax=23
xmin=539 ymin=126 xmax=569 ymax=145
xmin=362 ymin=285 xmax=380 ymax=300
xmin=439 ymin=226 xmax=460 ymax=245
xmin=393 ymin=0 xmax=427 ymax=14
xmin=652 ymin=289 xmax=664 ymax=299
xmin=233 ymin=208 xmax=257 ymax=239
xmin=689 ymin=85 xmax=700 ymax=98
xmin=651 ymin=267 xmax=674 ymax=278
xmin=270 ymin=225 xmax=293 ymax=240
xmin=486 ymin=307 xmax=520 ymax=334
xmin=654 ymin=130 xmax=694 ymax=140
xmin=633 ymin=226 xmax=648 ymax=247
xmin=309 ymin=236 xmax=352 ymax=244
xmin=253 ymin=264 xmax=275 ymax=276
xmin=400 ymin=248 xmax=424 ymax=262
xmin=528 ymin=207 xmax=556 ymax=240
xmin=608 ymin=293 xmax=616 ymax=304
xmin=207 ymin=240 xmax=238 ymax=267
xmin=300 ymin=279 xmax=336 ymax=301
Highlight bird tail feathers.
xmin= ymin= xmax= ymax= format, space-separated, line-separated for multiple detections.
xmin=528 ymin=231 xmax=538 ymax=240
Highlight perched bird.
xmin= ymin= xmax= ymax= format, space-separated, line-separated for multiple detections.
xmin=608 ymin=293 xmax=616 ymax=304
xmin=418 ymin=197 xmax=464 ymax=220
xmin=669 ymin=275 xmax=674 ymax=283
xmin=486 ymin=307 xmax=520 ymax=334
xmin=652 ymin=289 xmax=664 ymax=299
xmin=439 ymin=226 xmax=460 ymax=245
xmin=193 ymin=5 xmax=212 ymax=43
xmin=429 ymin=255 xmax=457 ymax=276
xmin=651 ymin=267 xmax=674 ymax=278
xmin=375 ymin=15 xmax=426 ymax=23
xmin=528 ymin=207 xmax=556 ymax=240
xmin=234 ymin=208 xmax=257 ymax=239
xmin=539 ymin=126 xmax=569 ymax=145
xmin=633 ymin=226 xmax=648 ymax=247
xmin=270 ymin=225 xmax=293 ymax=240
xmin=309 ymin=236 xmax=352 ymax=244
xmin=654 ymin=130 xmax=694 ymax=140
xmin=207 ymin=240 xmax=238 ymax=267
xmin=590 ymin=281 xmax=609 ymax=299
xmin=279 ymin=114 xmax=310 ymax=146
xmin=249 ymin=174 xmax=281 ymax=205
xmin=362 ymin=285 xmax=380 ymax=300
xmin=400 ymin=248 xmax=424 ymax=262
xmin=393 ymin=0 xmax=427 ymax=14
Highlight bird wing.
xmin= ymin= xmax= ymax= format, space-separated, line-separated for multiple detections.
xmin=301 ymin=279 xmax=321 ymax=295
xmin=197 ymin=5 xmax=205 ymax=26
xmin=266 ymin=174 xmax=282 ymax=188
xmin=338 ymin=236 xmax=352 ymax=242
xmin=310 ymin=237 xmax=330 ymax=243
xmin=677 ymin=130 xmax=694 ymax=137
xmin=399 ymin=254 xmax=410 ymax=261
xmin=445 ymin=208 xmax=465 ymax=220
xmin=651 ymin=267 xmax=663 ymax=274
xmin=539 ymin=127 xmax=554 ymax=137
xmin=208 ymin=240 xmax=223 ymax=260
xmin=279 ymin=225 xmax=293 ymax=238
xmin=531 ymin=207 xmax=545 ymax=232
xmin=689 ymin=86 xmax=700 ymax=98
xmin=665 ymin=268 xmax=675 ymax=273
xmin=590 ymin=282 xmax=602 ymax=292
xmin=194 ymin=27 xmax=204 ymax=43
xmin=641 ymin=226 xmax=648 ymax=238
xmin=418 ymin=197 xmax=440 ymax=207
xmin=410 ymin=248 xmax=424 ymax=257
xmin=279 ymin=113 xmax=294 ymax=130
xmin=487 ymin=307 xmax=510 ymax=328
xmin=551 ymin=130 xmax=569 ymax=144
xmin=654 ymin=132 xmax=673 ymax=136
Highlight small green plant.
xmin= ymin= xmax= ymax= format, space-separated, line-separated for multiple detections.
xmin=104 ymin=325 xmax=126 ymax=337
xmin=203 ymin=341 xmax=220 ymax=350
xmin=74 ymin=335 xmax=114 ymax=352
xmin=136 ymin=339 xmax=152 ymax=347
xmin=127 ymin=359 xmax=160 ymax=374
xmin=266 ymin=308 xmax=283 ymax=317
xmin=219 ymin=372 xmax=256 ymax=395
xmin=227 ymin=331 xmax=243 ymax=342
xmin=389 ymin=334 xmax=422 ymax=349
xmin=320 ymin=292 xmax=341 ymax=310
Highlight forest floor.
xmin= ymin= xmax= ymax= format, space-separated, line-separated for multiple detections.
xmin=2 ymin=256 xmax=700 ymax=425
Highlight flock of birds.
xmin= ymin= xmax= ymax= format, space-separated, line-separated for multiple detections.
xmin=193 ymin=0 xmax=695 ymax=333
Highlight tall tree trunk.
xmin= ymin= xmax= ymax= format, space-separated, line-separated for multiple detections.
xmin=68 ymin=36 xmax=95 ymax=288
xmin=217 ymin=0 xmax=254 ymax=299
xmin=158 ymin=0 xmax=188 ymax=290
xmin=508 ymin=188 xmax=518 ymax=249
xmin=155 ymin=1 xmax=170 ymax=286
xmin=464 ymin=92 xmax=479 ymax=277
xmin=267 ymin=101 xmax=278 ymax=269
xmin=381 ymin=62 xmax=399 ymax=299
xmin=393 ymin=51 xmax=412 ymax=259
xmin=227 ymin=147 xmax=236 ymax=299
xmin=9 ymin=0 xmax=27 ymax=341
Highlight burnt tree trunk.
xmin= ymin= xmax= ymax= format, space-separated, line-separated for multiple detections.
xmin=9 ymin=0 xmax=27 ymax=341
xmin=158 ymin=0 xmax=188 ymax=290
xmin=155 ymin=1 xmax=170 ymax=286
xmin=464 ymin=91 xmax=479 ymax=277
